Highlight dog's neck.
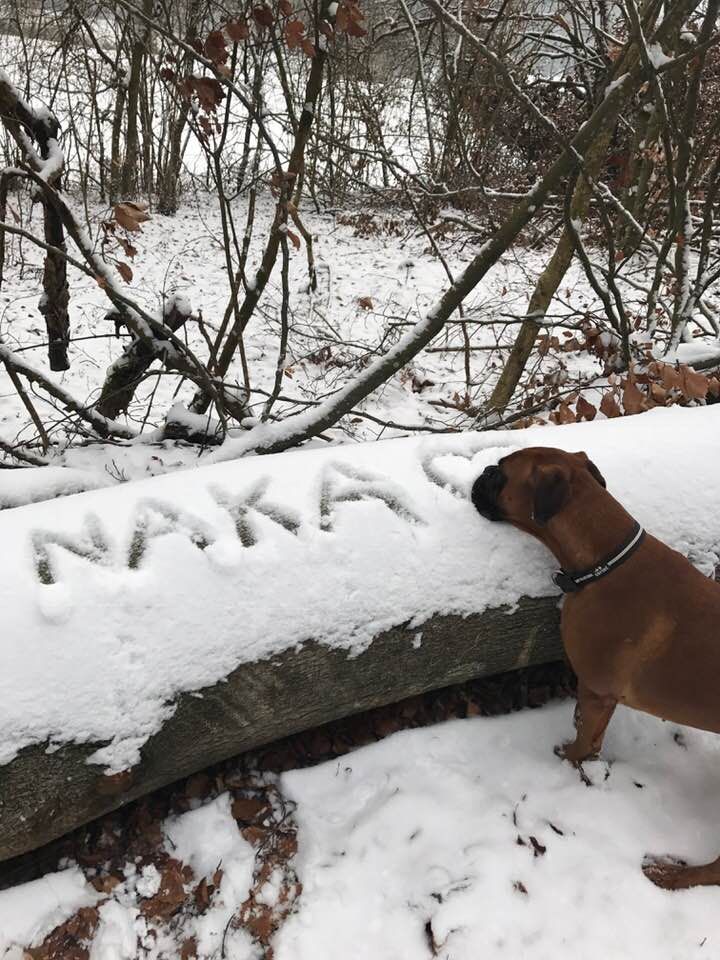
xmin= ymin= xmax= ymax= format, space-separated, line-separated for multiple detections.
xmin=539 ymin=490 xmax=639 ymax=574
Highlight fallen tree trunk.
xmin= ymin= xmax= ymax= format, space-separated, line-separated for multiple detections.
xmin=0 ymin=405 xmax=718 ymax=863
xmin=0 ymin=598 xmax=561 ymax=865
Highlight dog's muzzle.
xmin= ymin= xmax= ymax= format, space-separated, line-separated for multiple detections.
xmin=471 ymin=464 xmax=506 ymax=521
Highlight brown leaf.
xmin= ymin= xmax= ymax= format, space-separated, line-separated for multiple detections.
xmin=284 ymin=18 xmax=305 ymax=48
xmin=301 ymin=37 xmax=316 ymax=57
xmin=252 ymin=4 xmax=275 ymax=27
xmin=203 ymin=29 xmax=228 ymax=64
xmin=114 ymin=202 xmax=149 ymax=233
xmin=600 ymin=391 xmax=622 ymax=419
xmin=336 ymin=4 xmax=349 ymax=29
xmin=31 ymin=906 xmax=100 ymax=960
xmin=357 ymin=296 xmax=374 ymax=310
xmin=678 ymin=364 xmax=709 ymax=401
xmin=231 ymin=796 xmax=267 ymax=821
xmin=346 ymin=18 xmax=367 ymax=37
xmin=621 ymin=376 xmax=647 ymax=415
xmin=241 ymin=825 xmax=270 ymax=845
xmin=194 ymin=877 xmax=212 ymax=913
xmin=226 ymin=19 xmax=250 ymax=41
xmin=90 ymin=874 xmax=122 ymax=894
xmin=707 ymin=377 xmax=720 ymax=398
xmin=279 ymin=0 xmax=293 ymax=15
xmin=185 ymin=772 xmax=211 ymax=799
xmin=117 ymin=237 xmax=138 ymax=259
xmin=181 ymin=938 xmax=198 ymax=960
xmin=575 ymin=395 xmax=597 ymax=421
xmin=193 ymin=76 xmax=225 ymax=113
xmin=116 ymin=261 xmax=133 ymax=283
xmin=121 ymin=200 xmax=149 ymax=215
xmin=550 ymin=401 xmax=576 ymax=425
xmin=287 ymin=228 xmax=301 ymax=250
xmin=337 ymin=1 xmax=367 ymax=35
xmin=513 ymin=880 xmax=528 ymax=895
xmin=141 ymin=859 xmax=189 ymax=920
xmin=659 ymin=363 xmax=683 ymax=392
xmin=650 ymin=382 xmax=668 ymax=404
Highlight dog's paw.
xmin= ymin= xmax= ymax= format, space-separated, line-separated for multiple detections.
xmin=642 ymin=856 xmax=689 ymax=890
xmin=553 ymin=742 xmax=597 ymax=764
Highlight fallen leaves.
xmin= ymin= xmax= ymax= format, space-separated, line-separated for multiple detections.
xmin=140 ymin=857 xmax=192 ymax=920
xmin=547 ymin=359 xmax=713 ymax=427
xmin=28 ymin=907 xmax=99 ymax=960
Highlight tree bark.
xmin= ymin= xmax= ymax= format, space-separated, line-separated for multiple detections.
xmin=95 ymin=299 xmax=193 ymax=419
xmin=0 ymin=73 xmax=70 ymax=370
xmin=120 ymin=0 xmax=151 ymax=198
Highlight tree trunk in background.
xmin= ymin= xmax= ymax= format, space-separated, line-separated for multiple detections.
xmin=155 ymin=0 xmax=203 ymax=214
xmin=487 ymin=115 xmax=620 ymax=414
xmin=39 ymin=197 xmax=70 ymax=371
xmin=486 ymin=0 xmax=688 ymax=414
xmin=120 ymin=0 xmax=151 ymax=198
xmin=0 ymin=74 xmax=70 ymax=370
xmin=109 ymin=81 xmax=128 ymax=205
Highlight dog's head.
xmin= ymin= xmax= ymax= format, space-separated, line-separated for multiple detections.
xmin=471 ymin=447 xmax=606 ymax=530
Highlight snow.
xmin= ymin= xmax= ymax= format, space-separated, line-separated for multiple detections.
xmin=0 ymin=405 xmax=719 ymax=773
xmin=276 ymin=702 xmax=720 ymax=960
xmin=0 ymin=793 xmax=257 ymax=959
xmin=0 ymin=465 xmax=112 ymax=510
xmin=90 ymin=900 xmax=139 ymax=960
xmin=163 ymin=794 xmax=256 ymax=957
xmin=135 ymin=864 xmax=162 ymax=899
xmin=604 ymin=74 xmax=629 ymax=100
xmin=647 ymin=43 xmax=673 ymax=69
xmin=0 ymin=866 xmax=99 ymax=955
xmin=163 ymin=793 xmax=254 ymax=883
xmin=5 ymin=700 xmax=720 ymax=958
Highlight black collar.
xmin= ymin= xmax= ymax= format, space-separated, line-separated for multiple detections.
xmin=553 ymin=522 xmax=645 ymax=594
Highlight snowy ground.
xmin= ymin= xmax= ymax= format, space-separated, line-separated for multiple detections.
xmin=0 ymin=190 xmax=549 ymax=464
xmin=3 ymin=187 xmax=717 ymax=489
xmin=3 ymin=700 xmax=720 ymax=959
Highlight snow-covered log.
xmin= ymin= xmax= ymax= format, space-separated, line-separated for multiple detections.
xmin=1 ymin=406 xmax=719 ymax=863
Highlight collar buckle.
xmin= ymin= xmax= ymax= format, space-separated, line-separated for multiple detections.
xmin=553 ymin=570 xmax=581 ymax=593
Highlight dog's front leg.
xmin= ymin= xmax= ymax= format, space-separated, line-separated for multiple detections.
xmin=555 ymin=682 xmax=616 ymax=763
xmin=644 ymin=854 xmax=720 ymax=890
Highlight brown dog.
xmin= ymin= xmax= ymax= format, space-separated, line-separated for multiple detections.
xmin=471 ymin=446 xmax=720 ymax=890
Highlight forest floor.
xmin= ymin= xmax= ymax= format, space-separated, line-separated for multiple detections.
xmin=3 ymin=190 xmax=718 ymax=497
xmin=2 ymin=662 xmax=720 ymax=960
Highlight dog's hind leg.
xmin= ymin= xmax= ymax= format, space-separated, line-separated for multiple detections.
xmin=555 ymin=683 xmax=616 ymax=763
xmin=643 ymin=854 xmax=720 ymax=890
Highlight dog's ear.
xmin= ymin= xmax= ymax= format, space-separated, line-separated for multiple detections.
xmin=532 ymin=464 xmax=571 ymax=525
xmin=575 ymin=451 xmax=606 ymax=488
xmin=586 ymin=458 xmax=606 ymax=488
